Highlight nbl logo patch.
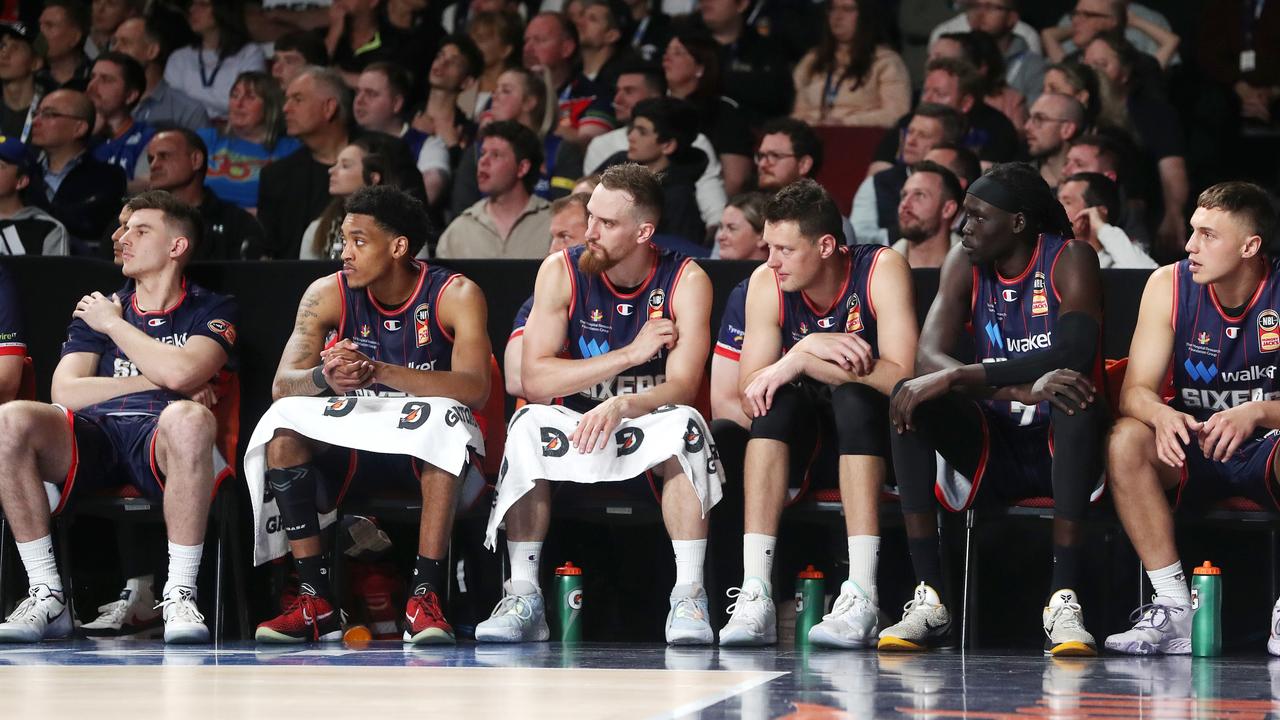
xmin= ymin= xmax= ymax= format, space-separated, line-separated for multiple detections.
xmin=845 ymin=293 xmax=863 ymax=333
xmin=323 ymin=397 xmax=357 ymax=417
xmin=1031 ymin=272 xmax=1049 ymax=317
xmin=541 ymin=427 xmax=569 ymax=457
xmin=647 ymin=288 xmax=666 ymax=318
xmin=414 ymin=303 xmax=431 ymax=347
xmin=1259 ymin=310 xmax=1280 ymax=353
xmin=207 ymin=318 xmax=236 ymax=344
xmin=615 ymin=427 xmax=644 ymax=456
xmin=397 ymin=401 xmax=430 ymax=429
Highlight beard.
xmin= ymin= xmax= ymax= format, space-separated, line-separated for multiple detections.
xmin=578 ymin=245 xmax=622 ymax=275
xmin=899 ymin=215 xmax=940 ymax=244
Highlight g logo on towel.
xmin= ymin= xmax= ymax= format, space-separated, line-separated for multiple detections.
xmin=323 ymin=397 xmax=357 ymax=417
xmin=398 ymin=401 xmax=431 ymax=429
xmin=683 ymin=419 xmax=705 ymax=453
xmin=615 ymin=427 xmax=644 ymax=456
xmin=541 ymin=427 xmax=569 ymax=457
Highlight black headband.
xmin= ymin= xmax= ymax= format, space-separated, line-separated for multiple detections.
xmin=967 ymin=174 xmax=1020 ymax=214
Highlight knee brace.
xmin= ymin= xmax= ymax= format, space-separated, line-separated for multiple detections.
xmin=1050 ymin=402 xmax=1105 ymax=522
xmin=266 ymin=465 xmax=322 ymax=541
xmin=830 ymin=382 xmax=890 ymax=457
xmin=749 ymin=382 xmax=813 ymax=443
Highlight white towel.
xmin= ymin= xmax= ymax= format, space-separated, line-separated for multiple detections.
xmin=244 ymin=396 xmax=485 ymax=566
xmin=485 ymin=403 xmax=724 ymax=549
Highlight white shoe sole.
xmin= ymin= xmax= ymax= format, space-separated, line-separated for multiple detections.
xmin=809 ymin=625 xmax=875 ymax=649
xmin=475 ymin=622 xmax=550 ymax=643
xmin=666 ymin=627 xmax=714 ymax=646
xmin=718 ymin=627 xmax=777 ymax=646
xmin=164 ymin=624 xmax=210 ymax=644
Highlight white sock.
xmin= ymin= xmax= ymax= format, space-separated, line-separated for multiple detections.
xmin=508 ymin=540 xmax=542 ymax=591
xmin=672 ymin=539 xmax=706 ymax=588
xmin=163 ymin=542 xmax=203 ymax=597
xmin=17 ymin=536 xmax=61 ymax=592
xmin=743 ymin=533 xmax=777 ymax=595
xmin=1147 ymin=561 xmax=1191 ymax=604
xmin=847 ymin=535 xmax=880 ymax=601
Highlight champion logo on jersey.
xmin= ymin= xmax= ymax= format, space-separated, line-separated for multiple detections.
xmin=616 ymin=303 xmax=633 ymax=316
xmin=384 ymin=320 xmax=401 ymax=331
xmin=1226 ymin=327 xmax=1240 ymax=339
xmin=817 ymin=316 xmax=836 ymax=329
xmin=1001 ymin=289 xmax=1018 ymax=302
xmin=147 ymin=317 xmax=166 ymax=327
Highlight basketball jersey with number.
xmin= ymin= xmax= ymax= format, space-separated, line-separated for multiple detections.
xmin=778 ymin=245 xmax=884 ymax=357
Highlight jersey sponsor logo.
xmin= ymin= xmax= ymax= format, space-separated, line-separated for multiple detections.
xmin=414 ymin=303 xmax=431 ymax=347
xmin=1198 ymin=332 xmax=1212 ymax=345
xmin=1260 ymin=310 xmax=1280 ymax=353
xmin=1180 ymin=387 xmax=1280 ymax=411
xmin=1031 ymin=272 xmax=1049 ymax=317
xmin=616 ymin=303 xmax=633 ymax=316
xmin=207 ymin=318 xmax=236 ymax=344
xmin=615 ymin=427 xmax=644 ymax=456
xmin=407 ymin=360 xmax=437 ymax=371
xmin=383 ymin=319 xmax=402 ymax=332
xmin=1219 ymin=364 xmax=1275 ymax=382
xmin=683 ymin=419 xmax=705 ymax=453
xmin=845 ymin=293 xmax=863 ymax=333
xmin=817 ymin=316 xmax=836 ymax=329
xmin=983 ymin=321 xmax=1004 ymax=348
xmin=148 ymin=317 xmax=166 ymax=327
xmin=323 ymin=397 xmax=357 ymax=417
xmin=360 ymin=323 xmax=372 ymax=338
xmin=397 ymin=401 xmax=430 ymax=429
xmin=540 ymin=427 xmax=569 ymax=456
xmin=578 ymin=336 xmax=610 ymax=357
xmin=1227 ymin=327 xmax=1240 ymax=339
xmin=647 ymin=288 xmax=666 ymax=318
xmin=1001 ymin=289 xmax=1018 ymax=303
xmin=1183 ymin=359 xmax=1218 ymax=383
xmin=1006 ymin=331 xmax=1052 ymax=353
xmin=799 ymin=321 xmax=809 ymax=336
xmin=590 ymin=309 xmax=604 ymax=322
xmin=581 ymin=373 xmax=665 ymax=400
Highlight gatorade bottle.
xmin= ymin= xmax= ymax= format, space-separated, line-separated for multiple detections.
xmin=555 ymin=562 xmax=584 ymax=643
xmin=795 ymin=565 xmax=825 ymax=644
xmin=1191 ymin=561 xmax=1221 ymax=657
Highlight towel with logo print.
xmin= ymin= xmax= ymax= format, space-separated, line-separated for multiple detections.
xmin=244 ymin=396 xmax=485 ymax=565
xmin=485 ymin=403 xmax=723 ymax=548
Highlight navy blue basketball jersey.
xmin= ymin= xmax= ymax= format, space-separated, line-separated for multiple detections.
xmin=509 ymin=294 xmax=534 ymax=342
xmin=1171 ymin=258 xmax=1280 ymax=426
xmin=779 ymin=245 xmax=886 ymax=357
xmin=0 ymin=264 xmax=24 ymax=358
xmin=971 ymin=234 xmax=1071 ymax=427
xmin=62 ymin=280 xmax=238 ymax=415
xmin=714 ymin=278 xmax=749 ymax=361
xmin=337 ymin=261 xmax=460 ymax=397
xmin=562 ymin=244 xmax=693 ymax=412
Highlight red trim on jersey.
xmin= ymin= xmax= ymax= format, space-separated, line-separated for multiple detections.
xmin=772 ymin=271 xmax=784 ymax=328
xmin=51 ymin=406 xmax=79 ymax=517
xmin=713 ymin=343 xmax=741 ymax=361
xmin=335 ymin=449 xmax=359 ymax=507
xmin=131 ymin=284 xmax=188 ymax=316
xmin=1170 ymin=263 xmax=1180 ymax=330
xmin=367 ymin=261 xmax=428 ymax=317
xmin=667 ymin=258 xmax=693 ymax=322
xmin=865 ymin=247 xmax=885 ymax=321
xmin=0 ymin=344 xmax=25 ymax=356
xmin=508 ymin=328 xmax=525 ymax=342
xmin=801 ymin=250 xmax=852 ymax=317
xmin=434 ymin=273 xmax=462 ymax=344
xmin=965 ymin=266 xmax=979 ymax=336
xmin=1048 ymin=240 xmax=1070 ymax=303
xmin=602 ymin=244 xmax=660 ymax=299
xmin=335 ymin=271 xmax=349 ymax=338
xmin=561 ymin=249 xmax=578 ymax=320
xmin=995 ymin=236 xmax=1043 ymax=285
xmin=1208 ymin=261 xmax=1270 ymax=321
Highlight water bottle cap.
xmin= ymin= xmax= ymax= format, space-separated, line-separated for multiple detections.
xmin=797 ymin=564 xmax=824 ymax=579
xmin=1193 ymin=561 xmax=1221 ymax=575
xmin=555 ymin=562 xmax=583 ymax=576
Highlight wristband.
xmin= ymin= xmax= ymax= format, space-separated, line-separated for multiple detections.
xmin=311 ymin=365 xmax=329 ymax=393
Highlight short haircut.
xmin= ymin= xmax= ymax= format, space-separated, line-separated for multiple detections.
xmin=630 ymin=96 xmax=697 ymax=153
xmin=551 ymin=191 xmax=591 ymax=218
xmin=1063 ymin=172 xmax=1121 ymax=221
xmin=912 ymin=103 xmax=967 ymax=145
xmin=764 ymin=178 xmax=844 ymax=243
xmin=441 ymin=33 xmax=485 ymax=80
xmin=727 ymin=191 xmax=768 ymax=235
xmin=615 ymin=60 xmax=666 ymax=96
xmin=925 ymin=57 xmax=985 ymax=102
xmin=363 ymin=61 xmax=412 ymax=101
xmin=1197 ymin=182 xmax=1279 ymax=251
xmin=910 ymin=160 xmax=965 ymax=206
xmin=296 ymin=65 xmax=353 ymax=129
xmin=1068 ymin=132 xmax=1122 ymax=172
xmin=759 ymin=117 xmax=823 ymax=176
xmin=274 ymin=30 xmax=329 ymax=66
xmin=928 ymin=142 xmax=981 ymax=187
xmin=344 ymin=185 xmax=433 ymax=257
xmin=52 ymin=91 xmax=96 ymax=144
xmin=45 ymin=0 xmax=90 ymax=38
xmin=479 ymin=120 xmax=544 ymax=194
xmin=578 ymin=0 xmax=624 ymax=31
xmin=156 ymin=127 xmax=209 ymax=172
xmin=142 ymin=4 xmax=196 ymax=65
xmin=599 ymin=163 xmax=663 ymax=225
xmin=93 ymin=51 xmax=147 ymax=108
xmin=127 ymin=189 xmax=203 ymax=256
xmin=534 ymin=11 xmax=579 ymax=52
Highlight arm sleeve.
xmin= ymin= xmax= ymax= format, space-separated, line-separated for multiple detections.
xmin=982 ymin=311 xmax=1099 ymax=386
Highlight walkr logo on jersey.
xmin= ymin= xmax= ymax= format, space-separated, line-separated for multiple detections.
xmin=414 ymin=303 xmax=431 ymax=347
xmin=1259 ymin=309 xmax=1279 ymax=352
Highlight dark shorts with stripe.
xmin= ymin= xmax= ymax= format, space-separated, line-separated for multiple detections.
xmin=313 ymin=448 xmax=428 ymax=512
xmin=58 ymin=410 xmax=165 ymax=514
xmin=926 ymin=397 xmax=1057 ymax=512
xmin=1178 ymin=430 xmax=1280 ymax=511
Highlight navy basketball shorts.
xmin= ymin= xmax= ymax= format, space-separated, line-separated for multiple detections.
xmin=56 ymin=409 xmax=165 ymax=514
xmin=1177 ymin=430 xmax=1280 ymax=511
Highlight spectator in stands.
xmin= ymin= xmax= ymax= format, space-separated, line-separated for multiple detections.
xmin=714 ymin=191 xmax=766 ymax=260
xmin=1064 ymin=132 xmax=1151 ymax=244
xmin=753 ymin=117 xmax=822 ymax=193
xmin=378 ymin=0 xmax=445 ymax=78
xmin=410 ymin=35 xmax=482 ymax=162
xmin=462 ymin=10 xmax=522 ymax=119
xmin=37 ymin=1 xmax=92 ymax=92
xmin=105 ymin=198 xmax=130 ymax=263
xmin=853 ymin=103 xmax=965 ymax=245
xmin=1198 ymin=0 xmax=1280 ymax=127
xmin=0 ymin=22 xmax=45 ymax=141
xmin=931 ymin=31 xmax=1028 ymax=134
xmin=624 ymin=0 xmax=671 ymax=63
xmin=146 ymin=128 xmax=265 ymax=261
xmin=892 ymin=159 xmax=962 ymax=269
xmin=1042 ymin=0 xmax=1180 ymax=70
xmin=925 ymin=142 xmax=982 ymax=190
xmin=1058 ymin=170 xmax=1154 ymax=268
xmin=523 ymin=12 xmax=615 ymax=146
xmin=258 ymin=66 xmax=351 ymax=259
xmin=110 ymin=15 xmax=208 ymax=132
xmin=199 ymin=71 xmax=300 ymax=215
xmin=444 ymin=0 xmax=523 ymax=35
xmin=327 ymin=0 xmax=400 ymax=79
xmin=301 ymin=133 xmax=427 ymax=259
xmin=436 ymin=120 xmax=552 ymax=259
xmin=164 ymin=0 xmax=267 ymax=121
xmin=662 ymin=28 xmax=753 ymax=195
xmin=1023 ymin=92 xmax=1085 ymax=188
xmin=355 ymin=63 xmax=453 ymax=205
xmin=87 ymin=51 xmax=153 ymax=190
xmin=269 ymin=30 xmax=328 ymax=91
xmin=929 ymin=1 xmax=1045 ymax=105
xmin=86 ymin=0 xmax=140 ymax=59
xmin=791 ymin=0 xmax=910 ymax=128
xmin=600 ymin=97 xmax=704 ymax=245
xmin=575 ymin=0 xmax=630 ymax=98
xmin=697 ymin=0 xmax=791 ymax=125
xmin=30 ymin=88 xmax=126 ymax=251
xmin=584 ymin=62 xmax=726 ymax=230
xmin=1042 ymin=60 xmax=1106 ymax=127
xmin=0 ymin=136 xmax=69 ymax=255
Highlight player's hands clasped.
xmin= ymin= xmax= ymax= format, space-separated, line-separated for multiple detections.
xmin=627 ymin=318 xmax=677 ymax=365
xmin=1151 ymin=404 xmax=1203 ymax=468
xmin=1198 ymin=403 xmax=1261 ymax=463
xmin=792 ymin=333 xmax=874 ymax=375
xmin=1025 ymin=369 xmax=1095 ymax=415
xmin=73 ymin=292 xmax=124 ymax=333
xmin=571 ymin=396 xmax=630 ymax=453
xmin=322 ymin=339 xmax=375 ymax=393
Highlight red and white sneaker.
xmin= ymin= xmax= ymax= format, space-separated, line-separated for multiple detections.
xmin=256 ymin=593 xmax=342 ymax=644
xmin=403 ymin=588 xmax=454 ymax=645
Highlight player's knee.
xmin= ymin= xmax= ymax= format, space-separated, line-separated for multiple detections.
xmin=749 ymin=383 xmax=804 ymax=441
xmin=1107 ymin=417 xmax=1153 ymax=480
xmin=267 ymin=428 xmax=313 ymax=467
xmin=0 ymin=401 xmax=41 ymax=451
xmin=158 ymin=401 xmax=215 ymax=448
xmin=831 ymin=382 xmax=887 ymax=451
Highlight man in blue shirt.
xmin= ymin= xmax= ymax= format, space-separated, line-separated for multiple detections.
xmin=87 ymin=51 xmax=154 ymax=190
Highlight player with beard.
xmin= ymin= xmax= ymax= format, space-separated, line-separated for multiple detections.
xmin=893 ymin=161 xmax=964 ymax=269
xmin=478 ymin=163 xmax=717 ymax=645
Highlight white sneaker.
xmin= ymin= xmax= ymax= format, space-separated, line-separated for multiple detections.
xmin=82 ymin=583 xmax=161 ymax=637
xmin=1269 ymin=596 xmax=1280 ymax=657
xmin=1104 ymin=595 xmax=1192 ymax=655
xmin=157 ymin=586 xmax=209 ymax=644
xmin=809 ymin=580 xmax=879 ymax=649
xmin=666 ymin=584 xmax=713 ymax=645
xmin=475 ymin=580 xmax=549 ymax=643
xmin=878 ymin=582 xmax=951 ymax=651
xmin=1042 ymin=588 xmax=1097 ymax=656
xmin=0 ymin=585 xmax=73 ymax=643
xmin=718 ymin=578 xmax=776 ymax=646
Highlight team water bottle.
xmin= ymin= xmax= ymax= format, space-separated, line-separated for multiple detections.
xmin=1191 ymin=561 xmax=1221 ymax=657
xmin=795 ymin=565 xmax=825 ymax=644
xmin=555 ymin=562 xmax=584 ymax=643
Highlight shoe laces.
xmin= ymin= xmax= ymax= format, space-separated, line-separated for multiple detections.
xmin=92 ymin=599 xmax=130 ymax=625
xmin=825 ymin=590 xmax=872 ymax=622
xmin=408 ymin=590 xmax=446 ymax=624
xmin=1128 ymin=601 xmax=1178 ymax=632
xmin=489 ymin=593 xmax=534 ymax=622
xmin=672 ymin=596 xmax=705 ymax=622
xmin=4 ymin=587 xmax=48 ymax=623
xmin=1044 ymin=601 xmax=1085 ymax=635
xmin=724 ymin=586 xmax=766 ymax=621
xmin=155 ymin=589 xmax=205 ymax=625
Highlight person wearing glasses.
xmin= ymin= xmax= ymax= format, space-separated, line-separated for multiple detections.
xmin=1022 ymin=92 xmax=1086 ymax=188
xmin=1041 ymin=0 xmax=1180 ymax=71
xmin=755 ymin=117 xmax=857 ymax=245
xmin=29 ymin=89 xmax=126 ymax=252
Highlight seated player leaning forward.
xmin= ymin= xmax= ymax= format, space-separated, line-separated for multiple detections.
xmin=1106 ymin=182 xmax=1280 ymax=656
xmin=482 ymin=163 xmax=723 ymax=646
xmin=883 ymin=162 xmax=1108 ymax=656
xmin=244 ymin=186 xmax=492 ymax=645
xmin=718 ymin=179 xmax=918 ymax=649
xmin=0 ymin=190 xmax=238 ymax=644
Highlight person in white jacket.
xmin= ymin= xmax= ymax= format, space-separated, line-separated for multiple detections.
xmin=1059 ymin=171 xmax=1156 ymax=269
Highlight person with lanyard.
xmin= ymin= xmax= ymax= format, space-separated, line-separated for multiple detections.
xmin=163 ymin=0 xmax=266 ymax=122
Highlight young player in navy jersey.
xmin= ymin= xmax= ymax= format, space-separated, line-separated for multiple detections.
xmin=1107 ymin=182 xmax=1280 ymax=656
xmin=478 ymin=163 xmax=716 ymax=645
xmin=717 ymin=179 xmax=918 ymax=647
xmin=883 ymin=163 xmax=1107 ymax=656
xmin=0 ymin=191 xmax=236 ymax=644
xmin=256 ymin=186 xmax=491 ymax=645
xmin=0 ymin=264 xmax=25 ymax=403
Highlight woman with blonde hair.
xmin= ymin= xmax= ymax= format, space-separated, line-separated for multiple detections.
xmin=198 ymin=71 xmax=300 ymax=213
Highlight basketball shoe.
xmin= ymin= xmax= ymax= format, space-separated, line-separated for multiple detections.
xmin=1042 ymin=589 xmax=1097 ymax=656
xmin=1104 ymin=596 xmax=1192 ymax=655
xmin=403 ymin=587 xmax=455 ymax=645
xmin=666 ymin=584 xmax=713 ymax=645
xmin=256 ymin=589 xmax=342 ymax=643
xmin=877 ymin=582 xmax=951 ymax=651
xmin=809 ymin=580 xmax=880 ymax=648
xmin=1268 ymin=596 xmax=1280 ymax=656
xmin=157 ymin=586 xmax=209 ymax=644
xmin=475 ymin=580 xmax=549 ymax=642
xmin=718 ymin=577 xmax=776 ymax=646
xmin=82 ymin=583 xmax=161 ymax=637
xmin=0 ymin=585 xmax=73 ymax=642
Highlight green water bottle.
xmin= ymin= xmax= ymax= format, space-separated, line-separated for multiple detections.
xmin=795 ymin=565 xmax=825 ymax=644
xmin=555 ymin=562 xmax=583 ymax=643
xmin=1191 ymin=561 xmax=1221 ymax=657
